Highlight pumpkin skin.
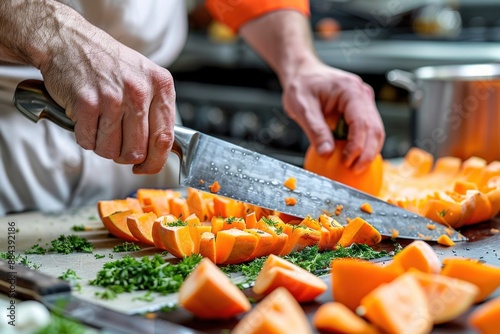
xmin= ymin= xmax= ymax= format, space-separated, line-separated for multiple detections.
xmin=304 ymin=140 xmax=384 ymax=196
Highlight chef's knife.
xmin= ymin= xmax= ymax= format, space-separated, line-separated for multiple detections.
xmin=13 ymin=79 xmax=466 ymax=242
xmin=0 ymin=260 xmax=203 ymax=334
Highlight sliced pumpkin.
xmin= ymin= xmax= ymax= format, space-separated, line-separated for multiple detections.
xmin=252 ymin=254 xmax=327 ymax=303
xmin=101 ymin=210 xmax=138 ymax=242
xmin=337 ymin=217 xmax=381 ymax=247
xmin=232 ymin=287 xmax=312 ymax=334
xmin=198 ymin=232 xmax=216 ymax=263
xmin=313 ymin=302 xmax=378 ymax=334
xmin=213 ymin=195 xmax=245 ymax=218
xmin=389 ymin=240 xmax=441 ymax=274
xmin=178 ymin=258 xmax=250 ymax=319
xmin=215 ymin=228 xmax=258 ymax=264
xmin=126 ymin=212 xmax=157 ymax=245
xmin=97 ymin=198 xmax=143 ymax=219
xmin=468 ymin=296 xmax=500 ymax=334
xmin=440 ymin=257 xmax=500 ymax=303
xmin=409 ymin=269 xmax=479 ymax=324
xmin=154 ymin=215 xmax=194 ymax=258
xmin=359 ymin=272 xmax=433 ymax=334
xmin=331 ymin=258 xmax=402 ymax=311
xmin=245 ymin=228 xmax=275 ymax=260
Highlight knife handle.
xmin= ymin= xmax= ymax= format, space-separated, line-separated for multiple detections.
xmin=0 ymin=259 xmax=71 ymax=300
xmin=14 ymin=79 xmax=198 ymax=180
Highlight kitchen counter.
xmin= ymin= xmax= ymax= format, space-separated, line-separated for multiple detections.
xmin=1 ymin=205 xmax=499 ymax=333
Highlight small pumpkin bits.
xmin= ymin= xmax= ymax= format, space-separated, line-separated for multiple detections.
xmin=178 ymin=258 xmax=250 ymax=319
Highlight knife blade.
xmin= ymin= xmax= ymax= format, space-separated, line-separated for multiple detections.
xmin=0 ymin=260 xmax=203 ymax=334
xmin=13 ymin=79 xmax=465 ymax=242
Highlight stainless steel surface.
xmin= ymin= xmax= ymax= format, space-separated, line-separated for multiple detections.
xmin=387 ymin=63 xmax=500 ymax=162
xmin=13 ymin=79 xmax=466 ymax=241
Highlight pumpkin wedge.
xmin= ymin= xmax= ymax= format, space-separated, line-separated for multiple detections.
xmin=245 ymin=228 xmax=275 ymax=260
xmin=389 ymin=240 xmax=441 ymax=274
xmin=337 ymin=217 xmax=381 ymax=247
xmin=440 ymin=257 xmax=500 ymax=303
xmin=168 ymin=196 xmax=190 ymax=219
xmin=409 ymin=270 xmax=479 ymax=324
xmin=232 ymin=287 xmax=312 ymax=334
xmin=136 ymin=189 xmax=172 ymax=216
xmin=331 ymin=258 xmax=402 ymax=311
xmin=215 ymin=228 xmax=258 ymax=264
xmin=186 ymin=188 xmax=211 ymax=222
xmin=178 ymin=258 xmax=250 ymax=319
xmin=101 ymin=210 xmax=139 ymax=242
xmin=318 ymin=214 xmax=344 ymax=249
xmin=313 ymin=302 xmax=378 ymax=334
xmin=252 ymin=254 xmax=327 ymax=303
xmin=213 ymin=196 xmax=245 ymax=218
xmin=359 ymin=272 xmax=433 ymax=334
xmin=279 ymin=224 xmax=320 ymax=256
xmin=97 ymin=198 xmax=143 ymax=219
xmin=198 ymin=232 xmax=216 ymax=263
xmin=468 ymin=296 xmax=500 ymax=334
xmin=153 ymin=215 xmax=195 ymax=258
xmin=126 ymin=212 xmax=157 ymax=245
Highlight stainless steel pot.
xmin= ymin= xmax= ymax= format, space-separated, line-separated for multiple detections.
xmin=387 ymin=63 xmax=500 ymax=162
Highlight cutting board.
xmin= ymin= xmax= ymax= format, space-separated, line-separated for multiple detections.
xmin=1 ymin=205 xmax=499 ymax=333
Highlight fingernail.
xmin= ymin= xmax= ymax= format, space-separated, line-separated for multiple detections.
xmin=317 ymin=142 xmax=333 ymax=155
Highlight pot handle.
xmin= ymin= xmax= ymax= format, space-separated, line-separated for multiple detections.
xmin=386 ymin=69 xmax=417 ymax=92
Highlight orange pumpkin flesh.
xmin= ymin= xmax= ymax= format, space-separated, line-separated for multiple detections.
xmin=389 ymin=240 xmax=442 ymax=274
xmin=252 ymin=254 xmax=327 ymax=303
xmin=313 ymin=302 xmax=378 ymax=334
xmin=178 ymin=258 xmax=250 ymax=319
xmin=101 ymin=210 xmax=139 ymax=242
xmin=304 ymin=140 xmax=384 ymax=196
xmin=126 ymin=212 xmax=157 ymax=245
xmin=468 ymin=296 xmax=500 ymax=334
xmin=232 ymin=287 xmax=312 ymax=334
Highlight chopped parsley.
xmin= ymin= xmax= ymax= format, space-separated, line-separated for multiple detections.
xmin=0 ymin=252 xmax=41 ymax=270
xmin=59 ymin=269 xmax=81 ymax=281
xmin=165 ymin=219 xmax=187 ymax=227
xmin=438 ymin=209 xmax=449 ymax=217
xmin=133 ymin=291 xmax=155 ymax=302
xmin=71 ymin=225 xmax=86 ymax=232
xmin=24 ymin=244 xmax=46 ymax=255
xmin=49 ymin=235 xmax=94 ymax=254
xmin=90 ymin=254 xmax=203 ymax=295
xmin=222 ymin=244 xmax=392 ymax=286
xmin=113 ymin=242 xmax=141 ymax=253
xmin=94 ymin=254 xmax=105 ymax=259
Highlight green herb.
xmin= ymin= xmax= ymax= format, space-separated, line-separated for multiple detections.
xmin=49 ymin=235 xmax=94 ymax=254
xmin=90 ymin=254 xmax=202 ymax=295
xmin=133 ymin=291 xmax=155 ymax=302
xmin=261 ymin=217 xmax=276 ymax=227
xmin=94 ymin=254 xmax=105 ymax=259
xmin=59 ymin=269 xmax=81 ymax=281
xmin=71 ymin=224 xmax=86 ymax=232
xmin=108 ymin=253 xmax=114 ymax=259
xmin=25 ymin=244 xmax=46 ymax=255
xmin=34 ymin=312 xmax=86 ymax=334
xmin=113 ymin=242 xmax=141 ymax=253
xmin=166 ymin=219 xmax=187 ymax=227
xmin=15 ymin=228 xmax=20 ymax=233
xmin=222 ymin=244 xmax=391 ymax=286
xmin=88 ymin=215 xmax=97 ymax=221
xmin=95 ymin=288 xmax=118 ymax=300
xmin=1 ymin=253 xmax=42 ymax=270
xmin=225 ymin=216 xmax=242 ymax=224
xmin=74 ymin=283 xmax=82 ymax=292
xmin=275 ymin=226 xmax=283 ymax=235
xmin=160 ymin=304 xmax=178 ymax=313
xmin=438 ymin=209 xmax=449 ymax=217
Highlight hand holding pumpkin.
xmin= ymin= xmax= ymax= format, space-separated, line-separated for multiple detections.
xmin=281 ymin=58 xmax=385 ymax=174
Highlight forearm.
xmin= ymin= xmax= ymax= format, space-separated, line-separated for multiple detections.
xmin=239 ymin=10 xmax=317 ymax=86
xmin=0 ymin=0 xmax=92 ymax=70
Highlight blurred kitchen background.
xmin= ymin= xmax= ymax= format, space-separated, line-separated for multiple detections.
xmin=170 ymin=0 xmax=500 ymax=166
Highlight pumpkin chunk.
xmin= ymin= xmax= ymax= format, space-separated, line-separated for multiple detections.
xmin=437 ymin=234 xmax=455 ymax=247
xmin=126 ymin=212 xmax=157 ymax=245
xmin=97 ymin=198 xmax=143 ymax=219
xmin=389 ymin=240 xmax=441 ymax=274
xmin=360 ymin=202 xmax=373 ymax=214
xmin=101 ymin=210 xmax=138 ymax=242
xmin=331 ymin=258 xmax=402 ymax=311
xmin=253 ymin=254 xmax=327 ymax=303
xmin=359 ymin=272 xmax=433 ymax=334
xmin=440 ymin=258 xmax=500 ymax=303
xmin=284 ymin=197 xmax=297 ymax=206
xmin=215 ymin=228 xmax=258 ymax=264
xmin=283 ymin=177 xmax=297 ymax=190
xmin=178 ymin=258 xmax=250 ymax=319
xmin=209 ymin=181 xmax=221 ymax=193
xmin=232 ymin=287 xmax=312 ymax=334
xmin=468 ymin=296 xmax=500 ymax=334
xmin=313 ymin=302 xmax=378 ymax=334
xmin=198 ymin=232 xmax=216 ymax=263
xmin=153 ymin=215 xmax=194 ymax=257
xmin=337 ymin=217 xmax=381 ymax=247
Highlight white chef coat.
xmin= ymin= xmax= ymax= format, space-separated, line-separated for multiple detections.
xmin=0 ymin=0 xmax=187 ymax=216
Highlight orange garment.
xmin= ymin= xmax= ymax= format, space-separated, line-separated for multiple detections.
xmin=205 ymin=0 xmax=310 ymax=32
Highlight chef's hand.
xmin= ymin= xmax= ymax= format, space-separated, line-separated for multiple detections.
xmin=281 ymin=58 xmax=385 ymax=173
xmin=239 ymin=10 xmax=385 ymax=173
xmin=0 ymin=0 xmax=175 ymax=174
